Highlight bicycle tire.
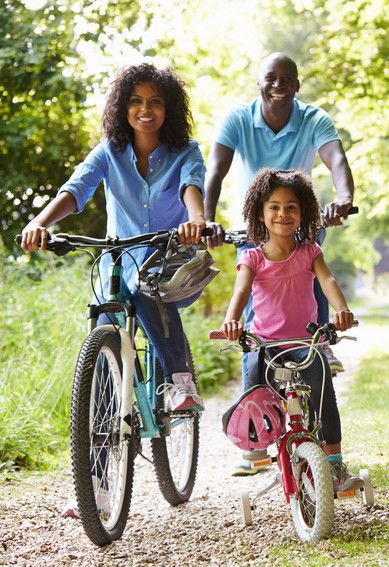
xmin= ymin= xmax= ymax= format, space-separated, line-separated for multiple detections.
xmin=289 ymin=441 xmax=334 ymax=541
xmin=151 ymin=335 xmax=200 ymax=505
xmin=71 ymin=328 xmax=135 ymax=546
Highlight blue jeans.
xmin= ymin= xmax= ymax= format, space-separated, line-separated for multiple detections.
xmin=240 ymin=227 xmax=329 ymax=390
xmin=97 ymin=290 xmax=190 ymax=380
xmin=246 ymin=346 xmax=341 ymax=444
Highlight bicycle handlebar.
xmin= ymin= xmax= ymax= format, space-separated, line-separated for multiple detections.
xmin=209 ymin=320 xmax=359 ymax=346
xmin=15 ymin=227 xmax=214 ymax=256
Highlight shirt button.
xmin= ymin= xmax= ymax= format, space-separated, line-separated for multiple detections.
xmin=144 ymin=223 xmax=148 ymax=227
xmin=144 ymin=203 xmax=148 ymax=208
xmin=149 ymin=168 xmax=153 ymax=172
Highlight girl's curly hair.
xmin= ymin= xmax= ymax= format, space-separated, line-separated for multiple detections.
xmin=243 ymin=168 xmax=320 ymax=245
xmin=102 ymin=63 xmax=193 ymax=152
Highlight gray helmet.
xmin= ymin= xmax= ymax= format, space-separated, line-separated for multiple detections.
xmin=136 ymin=241 xmax=219 ymax=304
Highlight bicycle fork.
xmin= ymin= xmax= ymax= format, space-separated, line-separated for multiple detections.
xmin=278 ymin=390 xmax=319 ymax=502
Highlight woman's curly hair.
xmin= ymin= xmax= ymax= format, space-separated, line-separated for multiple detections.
xmin=243 ymin=168 xmax=320 ymax=245
xmin=102 ymin=63 xmax=193 ymax=152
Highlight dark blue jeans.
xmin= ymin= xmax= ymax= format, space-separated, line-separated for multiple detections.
xmin=97 ymin=290 xmax=191 ymax=379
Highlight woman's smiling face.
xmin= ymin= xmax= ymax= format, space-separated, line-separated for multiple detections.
xmin=127 ymin=82 xmax=166 ymax=137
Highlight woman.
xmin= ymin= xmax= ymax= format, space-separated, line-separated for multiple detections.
xmin=21 ymin=62 xmax=206 ymax=412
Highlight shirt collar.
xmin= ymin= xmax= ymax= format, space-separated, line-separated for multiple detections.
xmin=253 ymin=98 xmax=300 ymax=134
xmin=128 ymin=143 xmax=167 ymax=162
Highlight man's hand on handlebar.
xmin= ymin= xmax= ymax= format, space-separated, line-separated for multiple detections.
xmin=204 ymin=221 xmax=225 ymax=249
xmin=321 ymin=200 xmax=354 ymax=227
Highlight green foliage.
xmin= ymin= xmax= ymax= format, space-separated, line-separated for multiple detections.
xmin=0 ymin=1 xmax=93 ymax=247
xmin=0 ymin=251 xmax=90 ymax=469
xmin=305 ymin=0 xmax=389 ymax=241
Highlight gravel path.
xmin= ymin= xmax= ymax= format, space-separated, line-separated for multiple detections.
xmin=1 ymin=325 xmax=388 ymax=566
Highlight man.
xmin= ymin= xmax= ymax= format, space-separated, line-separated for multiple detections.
xmin=205 ymin=52 xmax=355 ymax=475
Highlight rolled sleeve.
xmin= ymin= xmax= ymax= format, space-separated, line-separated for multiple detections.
xmin=57 ymin=144 xmax=108 ymax=213
xmin=178 ymin=142 xmax=205 ymax=203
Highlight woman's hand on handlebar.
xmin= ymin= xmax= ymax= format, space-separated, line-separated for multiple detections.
xmin=178 ymin=218 xmax=206 ymax=246
xmin=20 ymin=221 xmax=50 ymax=252
xmin=221 ymin=319 xmax=244 ymax=341
xmin=333 ymin=309 xmax=354 ymax=332
xmin=321 ymin=200 xmax=354 ymax=227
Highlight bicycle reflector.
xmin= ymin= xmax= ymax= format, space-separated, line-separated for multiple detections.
xmin=222 ymin=385 xmax=285 ymax=451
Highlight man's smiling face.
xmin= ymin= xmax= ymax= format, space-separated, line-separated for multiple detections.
xmin=257 ymin=55 xmax=300 ymax=112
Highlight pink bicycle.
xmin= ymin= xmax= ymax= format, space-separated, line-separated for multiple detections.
xmin=209 ymin=322 xmax=374 ymax=541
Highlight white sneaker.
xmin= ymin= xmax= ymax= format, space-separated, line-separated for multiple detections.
xmin=92 ymin=475 xmax=111 ymax=516
xmin=162 ymin=372 xmax=204 ymax=412
xmin=62 ymin=476 xmax=110 ymax=519
xmin=329 ymin=461 xmax=364 ymax=492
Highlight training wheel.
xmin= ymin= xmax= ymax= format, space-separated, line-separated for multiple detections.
xmin=240 ymin=491 xmax=253 ymax=526
xmin=359 ymin=469 xmax=374 ymax=506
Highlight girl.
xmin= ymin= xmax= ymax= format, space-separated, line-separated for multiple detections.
xmin=21 ymin=62 xmax=205 ymax=413
xmin=222 ymin=168 xmax=363 ymax=492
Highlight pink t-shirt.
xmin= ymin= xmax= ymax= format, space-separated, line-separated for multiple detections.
xmin=238 ymin=242 xmax=322 ymax=341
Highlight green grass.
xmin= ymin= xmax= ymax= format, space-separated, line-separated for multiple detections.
xmin=340 ymin=351 xmax=389 ymax=492
xmin=0 ymin=252 xmax=90 ymax=471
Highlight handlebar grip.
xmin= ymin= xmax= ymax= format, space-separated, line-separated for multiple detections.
xmin=347 ymin=206 xmax=359 ymax=215
xmin=201 ymin=227 xmax=214 ymax=237
xmin=15 ymin=234 xmax=22 ymax=244
xmin=209 ymin=330 xmax=228 ymax=340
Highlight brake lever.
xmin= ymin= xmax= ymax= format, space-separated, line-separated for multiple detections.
xmin=219 ymin=345 xmax=242 ymax=353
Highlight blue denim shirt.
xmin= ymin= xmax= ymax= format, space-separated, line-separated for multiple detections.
xmin=58 ymin=138 xmax=205 ymax=295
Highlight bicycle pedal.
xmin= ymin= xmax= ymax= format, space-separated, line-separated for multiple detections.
xmin=251 ymin=457 xmax=272 ymax=469
xmin=335 ymin=489 xmax=357 ymax=499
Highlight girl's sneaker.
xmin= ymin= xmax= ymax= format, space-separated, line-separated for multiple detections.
xmin=329 ymin=461 xmax=364 ymax=492
xmin=232 ymin=449 xmax=272 ymax=477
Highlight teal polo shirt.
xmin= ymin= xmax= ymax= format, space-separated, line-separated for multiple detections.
xmin=216 ymin=97 xmax=339 ymax=207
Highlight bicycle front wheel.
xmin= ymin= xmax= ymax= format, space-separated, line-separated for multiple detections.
xmin=290 ymin=441 xmax=334 ymax=541
xmin=71 ymin=328 xmax=135 ymax=547
xmin=151 ymin=336 xmax=200 ymax=505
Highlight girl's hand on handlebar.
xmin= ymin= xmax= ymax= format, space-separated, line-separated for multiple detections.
xmin=178 ymin=219 xmax=206 ymax=246
xmin=222 ymin=319 xmax=243 ymax=341
xmin=20 ymin=222 xmax=50 ymax=252
xmin=333 ymin=309 xmax=354 ymax=332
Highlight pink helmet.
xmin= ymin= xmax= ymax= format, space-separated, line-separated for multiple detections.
xmin=222 ymin=385 xmax=285 ymax=451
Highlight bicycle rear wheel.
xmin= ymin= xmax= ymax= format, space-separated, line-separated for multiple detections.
xmin=71 ymin=328 xmax=135 ymax=546
xmin=289 ymin=441 xmax=334 ymax=541
xmin=151 ymin=335 xmax=200 ymax=505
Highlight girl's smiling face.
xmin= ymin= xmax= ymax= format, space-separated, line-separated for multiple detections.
xmin=261 ymin=186 xmax=301 ymax=238
xmin=127 ymin=82 xmax=166 ymax=137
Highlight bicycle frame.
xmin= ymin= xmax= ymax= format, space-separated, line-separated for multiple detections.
xmin=87 ymin=249 xmax=186 ymax=441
